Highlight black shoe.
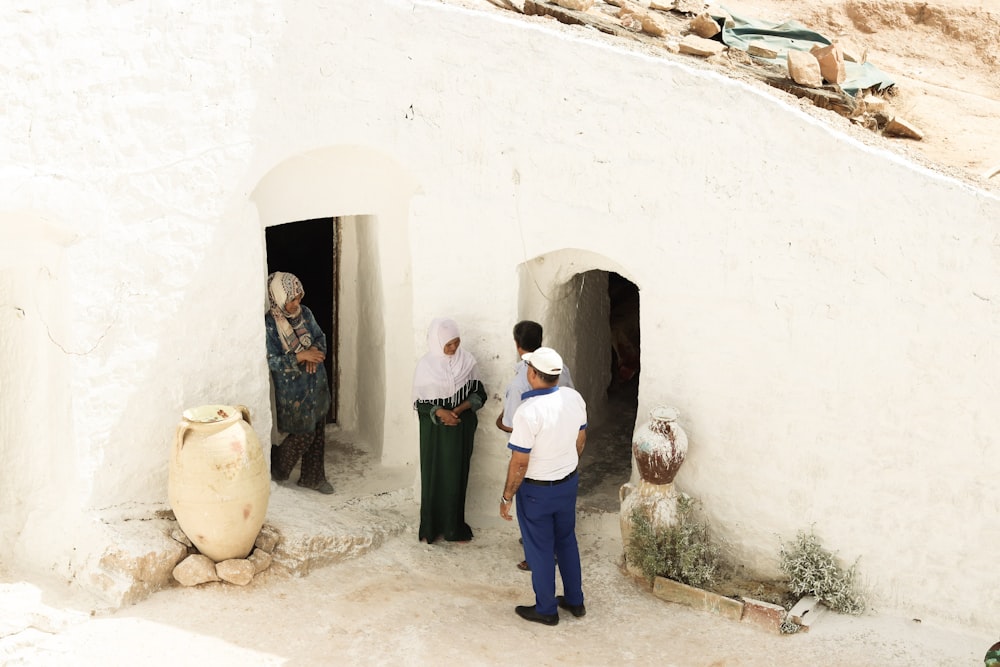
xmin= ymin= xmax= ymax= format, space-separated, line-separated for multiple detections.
xmin=515 ymin=605 xmax=559 ymax=626
xmin=557 ymin=596 xmax=586 ymax=618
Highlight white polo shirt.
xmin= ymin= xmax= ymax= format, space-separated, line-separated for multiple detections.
xmin=501 ymin=360 xmax=575 ymax=429
xmin=508 ymin=385 xmax=587 ymax=481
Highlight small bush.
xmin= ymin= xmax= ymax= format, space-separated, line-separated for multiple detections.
xmin=778 ymin=529 xmax=867 ymax=615
xmin=779 ymin=618 xmax=801 ymax=634
xmin=626 ymin=495 xmax=721 ymax=588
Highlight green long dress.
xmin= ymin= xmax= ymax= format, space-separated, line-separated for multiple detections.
xmin=415 ymin=380 xmax=486 ymax=543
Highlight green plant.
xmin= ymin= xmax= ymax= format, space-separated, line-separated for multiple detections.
xmin=778 ymin=529 xmax=867 ymax=615
xmin=626 ymin=495 xmax=721 ymax=588
xmin=779 ymin=618 xmax=801 ymax=634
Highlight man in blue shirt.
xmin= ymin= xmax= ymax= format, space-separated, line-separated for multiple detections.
xmin=496 ymin=321 xmax=574 ymax=434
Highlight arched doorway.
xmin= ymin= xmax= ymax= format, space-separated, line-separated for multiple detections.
xmin=251 ymin=146 xmax=418 ymax=466
xmin=517 ymin=253 xmax=640 ymax=511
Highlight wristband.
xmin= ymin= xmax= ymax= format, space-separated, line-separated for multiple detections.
xmin=501 ymin=496 xmax=511 ymax=504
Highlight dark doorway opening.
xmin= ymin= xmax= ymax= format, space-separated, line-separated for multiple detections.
xmin=608 ymin=271 xmax=640 ymax=403
xmin=576 ymin=270 xmax=640 ymax=511
xmin=265 ymin=217 xmax=339 ymax=423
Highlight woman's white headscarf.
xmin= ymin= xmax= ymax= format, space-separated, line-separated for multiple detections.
xmin=411 ymin=317 xmax=480 ymax=403
xmin=267 ymin=271 xmax=313 ymax=353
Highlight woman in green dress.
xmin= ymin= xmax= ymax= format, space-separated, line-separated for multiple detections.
xmin=412 ymin=317 xmax=487 ymax=543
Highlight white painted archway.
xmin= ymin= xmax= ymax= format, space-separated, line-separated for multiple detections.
xmin=251 ymin=146 xmax=419 ymax=465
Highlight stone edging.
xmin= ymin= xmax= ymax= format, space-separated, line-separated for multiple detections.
xmin=624 ymin=564 xmax=793 ymax=634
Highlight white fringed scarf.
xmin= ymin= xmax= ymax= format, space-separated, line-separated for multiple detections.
xmin=411 ymin=317 xmax=480 ymax=404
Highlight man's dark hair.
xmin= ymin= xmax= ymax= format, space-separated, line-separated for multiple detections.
xmin=527 ymin=364 xmax=559 ymax=385
xmin=513 ymin=320 xmax=543 ymax=352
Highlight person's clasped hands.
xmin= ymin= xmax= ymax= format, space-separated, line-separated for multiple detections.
xmin=435 ymin=407 xmax=461 ymax=426
xmin=296 ymin=347 xmax=325 ymax=374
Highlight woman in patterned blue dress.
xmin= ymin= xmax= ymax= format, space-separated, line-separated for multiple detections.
xmin=265 ymin=271 xmax=334 ymax=494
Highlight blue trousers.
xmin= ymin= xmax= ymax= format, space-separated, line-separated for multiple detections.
xmin=516 ymin=474 xmax=583 ymax=616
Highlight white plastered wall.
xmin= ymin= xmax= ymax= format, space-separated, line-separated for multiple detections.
xmin=0 ymin=0 xmax=997 ymax=630
xmin=0 ymin=216 xmax=77 ymax=548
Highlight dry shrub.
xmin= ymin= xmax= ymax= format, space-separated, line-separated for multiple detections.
xmin=626 ymin=495 xmax=721 ymax=588
xmin=778 ymin=529 xmax=867 ymax=615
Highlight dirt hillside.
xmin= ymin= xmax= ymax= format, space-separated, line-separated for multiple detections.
xmin=732 ymin=0 xmax=1000 ymax=188
xmin=462 ymin=0 xmax=1000 ymax=190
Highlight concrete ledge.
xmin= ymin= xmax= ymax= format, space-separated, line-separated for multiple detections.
xmin=646 ymin=575 xmax=798 ymax=633
xmin=88 ymin=484 xmax=414 ymax=610
xmin=741 ymin=596 xmax=787 ymax=633
xmin=92 ymin=517 xmax=188 ymax=609
xmin=653 ymin=576 xmax=745 ymax=622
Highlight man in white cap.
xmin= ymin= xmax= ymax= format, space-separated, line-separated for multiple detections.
xmin=500 ymin=347 xmax=588 ymax=626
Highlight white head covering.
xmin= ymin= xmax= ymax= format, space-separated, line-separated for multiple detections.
xmin=411 ymin=317 xmax=480 ymax=403
xmin=267 ymin=271 xmax=312 ymax=353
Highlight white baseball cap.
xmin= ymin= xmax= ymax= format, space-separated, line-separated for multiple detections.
xmin=522 ymin=347 xmax=563 ymax=375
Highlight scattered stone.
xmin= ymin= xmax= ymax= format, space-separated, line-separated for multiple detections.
xmin=788 ymin=595 xmax=829 ymax=632
xmin=678 ymin=34 xmax=726 ymax=57
xmin=747 ymin=43 xmax=778 ymax=59
xmin=726 ymin=48 xmax=752 ymax=65
xmin=689 ymin=13 xmax=720 ymax=38
xmin=97 ymin=528 xmax=189 ymax=606
xmin=170 ymin=528 xmax=193 ymax=547
xmin=810 ymin=43 xmax=846 ymax=84
xmin=172 ymin=554 xmax=220 ymax=587
xmin=663 ymin=40 xmax=681 ymax=53
xmin=705 ymin=51 xmax=728 ymax=66
xmin=872 ymin=110 xmax=892 ymax=128
xmin=741 ymin=597 xmax=787 ymax=633
xmin=620 ymin=13 xmax=643 ymax=31
xmin=786 ymin=50 xmax=823 ymax=87
xmin=862 ymin=94 xmax=886 ymax=113
xmin=248 ymin=548 xmax=273 ymax=574
xmin=619 ymin=2 xmax=669 ymax=36
xmin=216 ymin=559 xmax=256 ymax=586
xmin=617 ymin=1 xmax=641 ymax=19
xmin=707 ymin=5 xmax=735 ymax=27
xmin=837 ymin=37 xmax=866 ymax=63
xmin=254 ymin=524 xmax=280 ymax=553
xmin=649 ymin=0 xmax=672 ymax=8
xmin=884 ymin=116 xmax=924 ymax=140
xmin=553 ymin=0 xmax=594 ymax=9
xmin=640 ymin=11 xmax=670 ymax=36
xmin=674 ymin=0 xmax=706 ymax=13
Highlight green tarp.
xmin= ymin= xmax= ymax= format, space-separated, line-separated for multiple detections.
xmin=718 ymin=8 xmax=895 ymax=97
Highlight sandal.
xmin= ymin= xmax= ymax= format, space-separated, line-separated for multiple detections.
xmin=517 ymin=560 xmax=531 ymax=572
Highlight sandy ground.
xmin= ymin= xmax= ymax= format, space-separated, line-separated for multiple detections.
xmin=459 ymin=0 xmax=1000 ymax=190
xmin=730 ymin=0 xmax=1000 ymax=186
xmin=1 ymin=510 xmax=993 ymax=666
xmin=2 ymin=419 xmax=995 ymax=667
